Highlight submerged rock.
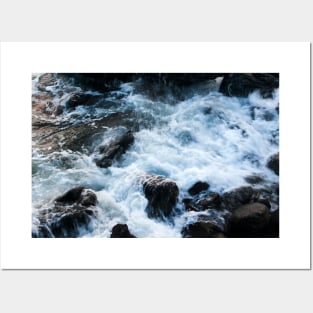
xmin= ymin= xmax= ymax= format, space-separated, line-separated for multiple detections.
xmin=34 ymin=186 xmax=98 ymax=238
xmin=182 ymin=215 xmax=225 ymax=238
xmin=95 ymin=131 xmax=135 ymax=168
xmin=188 ymin=181 xmax=210 ymax=196
xmin=219 ymin=73 xmax=279 ymax=98
xmin=227 ymin=202 xmax=271 ymax=237
xmin=110 ymin=224 xmax=136 ymax=238
xmin=143 ymin=175 xmax=179 ymax=220
xmin=267 ymin=153 xmax=279 ymax=175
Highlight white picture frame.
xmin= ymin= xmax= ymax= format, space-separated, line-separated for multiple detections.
xmin=0 ymin=42 xmax=310 ymax=269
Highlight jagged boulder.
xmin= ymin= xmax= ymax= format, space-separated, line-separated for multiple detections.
xmin=95 ymin=131 xmax=135 ymax=168
xmin=110 ymin=224 xmax=136 ymax=238
xmin=143 ymin=175 xmax=179 ymax=220
xmin=33 ymin=186 xmax=98 ymax=238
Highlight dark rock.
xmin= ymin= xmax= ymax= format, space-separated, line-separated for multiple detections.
xmin=54 ymin=186 xmax=98 ymax=207
xmin=55 ymin=186 xmax=85 ymax=204
xmin=66 ymin=92 xmax=101 ymax=110
xmin=227 ymin=202 xmax=270 ymax=237
xmin=59 ymin=73 xmax=226 ymax=101
xmin=219 ymin=73 xmax=279 ymax=98
xmin=59 ymin=73 xmax=135 ymax=93
xmin=48 ymin=207 xmax=96 ymax=238
xmin=110 ymin=224 xmax=136 ymax=238
xmin=182 ymin=198 xmax=197 ymax=211
xmin=253 ymin=185 xmax=279 ymax=210
xmin=80 ymin=190 xmax=98 ymax=206
xmin=221 ymin=186 xmax=254 ymax=211
xmin=95 ymin=131 xmax=135 ymax=168
xmin=244 ymin=175 xmax=264 ymax=184
xmin=135 ymin=73 xmax=226 ymax=102
xmin=195 ymin=192 xmax=222 ymax=210
xmin=267 ymin=153 xmax=279 ymax=175
xmin=143 ymin=175 xmax=179 ymax=220
xmin=182 ymin=215 xmax=225 ymax=238
xmin=36 ymin=187 xmax=98 ymax=238
xmin=266 ymin=209 xmax=279 ymax=237
xmin=188 ymin=181 xmax=210 ymax=196
xmin=184 ymin=192 xmax=222 ymax=212
xmin=55 ymin=105 xmax=64 ymax=115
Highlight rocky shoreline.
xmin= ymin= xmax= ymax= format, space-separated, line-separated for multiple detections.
xmin=32 ymin=73 xmax=279 ymax=238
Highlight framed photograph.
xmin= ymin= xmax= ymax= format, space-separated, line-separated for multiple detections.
xmin=0 ymin=42 xmax=310 ymax=269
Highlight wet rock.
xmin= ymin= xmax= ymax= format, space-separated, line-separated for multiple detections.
xmin=95 ymin=131 xmax=135 ymax=168
xmin=221 ymin=186 xmax=254 ymax=211
xmin=36 ymin=187 xmax=98 ymax=238
xmin=253 ymin=185 xmax=279 ymax=211
xmin=32 ymin=91 xmax=54 ymax=117
xmin=219 ymin=73 xmax=279 ymax=98
xmin=266 ymin=209 xmax=279 ymax=237
xmin=195 ymin=192 xmax=221 ymax=210
xmin=188 ymin=181 xmax=210 ymax=196
xmin=54 ymin=186 xmax=97 ymax=206
xmin=38 ymin=73 xmax=56 ymax=91
xmin=227 ymin=202 xmax=271 ymax=237
xmin=55 ymin=105 xmax=64 ymax=115
xmin=244 ymin=175 xmax=264 ymax=184
xmin=66 ymin=92 xmax=101 ymax=110
xmin=111 ymin=224 xmax=136 ymax=238
xmin=32 ymin=225 xmax=53 ymax=238
xmin=267 ymin=153 xmax=279 ymax=175
xmin=32 ymin=111 xmax=136 ymax=154
xmin=59 ymin=73 xmax=135 ymax=92
xmin=182 ymin=215 xmax=225 ymax=238
xmin=55 ymin=186 xmax=85 ymax=204
xmin=143 ymin=175 xmax=179 ymax=220
xmin=183 ymin=192 xmax=222 ymax=212
xmin=59 ymin=73 xmax=225 ymax=103
xmin=182 ymin=198 xmax=197 ymax=211
xmin=48 ymin=207 xmax=96 ymax=238
xmin=60 ymin=73 xmax=225 ymax=93
xmin=134 ymin=74 xmax=224 ymax=102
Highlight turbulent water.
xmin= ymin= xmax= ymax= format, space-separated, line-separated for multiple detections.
xmin=32 ymin=74 xmax=279 ymax=238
